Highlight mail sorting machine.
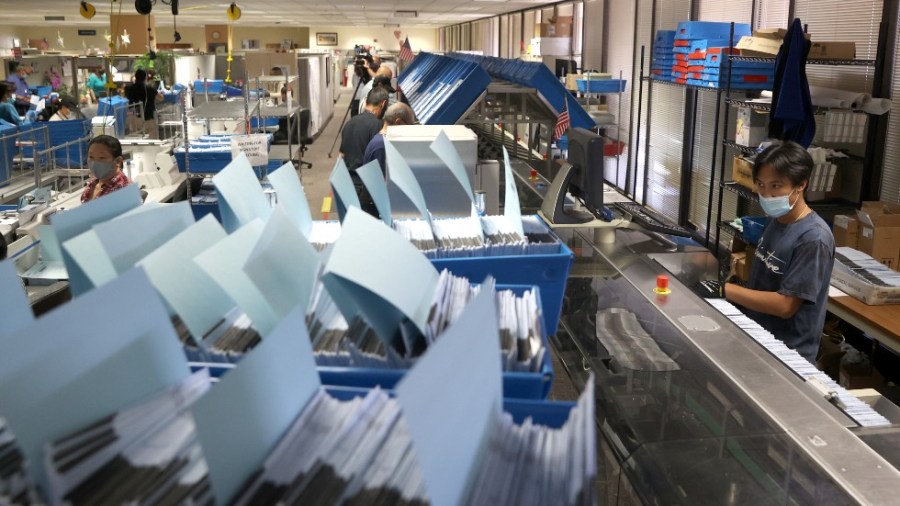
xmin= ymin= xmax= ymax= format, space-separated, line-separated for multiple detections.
xmin=547 ymin=224 xmax=900 ymax=504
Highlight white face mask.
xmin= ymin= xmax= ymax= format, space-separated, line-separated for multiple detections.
xmin=758 ymin=188 xmax=799 ymax=218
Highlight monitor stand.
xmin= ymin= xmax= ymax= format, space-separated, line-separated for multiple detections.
xmin=539 ymin=163 xmax=628 ymax=244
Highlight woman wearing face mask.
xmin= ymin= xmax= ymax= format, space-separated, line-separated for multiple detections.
xmin=0 ymin=81 xmax=35 ymax=126
xmin=722 ymin=141 xmax=835 ymax=363
xmin=81 ymin=135 xmax=132 ymax=203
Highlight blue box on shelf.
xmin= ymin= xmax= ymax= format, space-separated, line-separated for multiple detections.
xmin=740 ymin=216 xmax=767 ymax=245
xmin=675 ymin=21 xmax=750 ymax=41
xmin=654 ymin=30 xmax=677 ymax=46
xmin=688 ymin=39 xmax=734 ymax=52
xmin=577 ymin=78 xmax=626 ymax=93
xmin=18 ymin=118 xmax=91 ymax=169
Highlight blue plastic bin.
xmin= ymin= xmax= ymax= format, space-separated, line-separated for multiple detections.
xmin=430 ymin=237 xmax=573 ymax=335
xmin=323 ymin=386 xmax=578 ymax=428
xmin=97 ymin=96 xmax=128 ymax=138
xmin=193 ymin=80 xmax=224 ymax=94
xmin=577 ymin=79 xmax=627 ymax=93
xmin=675 ymin=21 xmax=750 ymax=41
xmin=740 ymin=216 xmax=767 ymax=245
xmin=0 ymin=123 xmax=16 ymax=184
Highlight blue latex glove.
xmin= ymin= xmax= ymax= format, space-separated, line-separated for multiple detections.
xmin=25 ymin=110 xmax=36 ymax=123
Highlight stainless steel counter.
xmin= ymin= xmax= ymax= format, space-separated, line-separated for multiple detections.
xmin=511 ymin=161 xmax=900 ymax=503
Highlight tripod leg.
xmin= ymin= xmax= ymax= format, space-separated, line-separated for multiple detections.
xmin=327 ymin=76 xmax=367 ymax=158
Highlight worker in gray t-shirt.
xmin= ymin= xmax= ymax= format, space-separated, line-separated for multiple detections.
xmin=722 ymin=141 xmax=835 ymax=363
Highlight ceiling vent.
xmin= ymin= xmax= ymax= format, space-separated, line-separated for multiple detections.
xmin=394 ymin=10 xmax=418 ymax=18
xmin=45 ymin=15 xmax=66 ymax=21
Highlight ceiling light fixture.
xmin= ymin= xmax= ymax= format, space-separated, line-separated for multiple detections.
xmin=79 ymin=1 xmax=96 ymax=19
xmin=227 ymin=2 xmax=242 ymax=21
xmin=135 ymin=0 xmax=153 ymax=15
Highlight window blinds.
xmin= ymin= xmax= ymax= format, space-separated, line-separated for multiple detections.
xmin=880 ymin=8 xmax=900 ymax=203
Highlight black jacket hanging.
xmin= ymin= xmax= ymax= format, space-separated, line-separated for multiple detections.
xmin=768 ymin=18 xmax=816 ymax=148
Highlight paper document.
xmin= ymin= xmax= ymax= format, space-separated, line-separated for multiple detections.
xmin=213 ymin=152 xmax=272 ymax=233
xmin=267 ymin=162 xmax=314 ymax=237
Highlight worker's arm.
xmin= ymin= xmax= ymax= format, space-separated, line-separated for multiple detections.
xmin=724 ymin=283 xmax=804 ymax=319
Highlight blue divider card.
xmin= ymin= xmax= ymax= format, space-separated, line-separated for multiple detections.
xmin=267 ymin=162 xmax=313 ymax=237
xmin=385 ymin=139 xmax=433 ymax=230
xmin=430 ymin=129 xmax=475 ymax=203
xmin=502 ymin=147 xmax=525 ymax=237
xmin=212 ymin=152 xmax=272 ymax=233
xmin=193 ymin=305 xmax=320 ymax=504
xmin=0 ymin=268 xmax=190 ymax=492
xmin=356 ymin=160 xmax=393 ymax=226
xmin=195 ymin=219 xmax=281 ymax=336
xmin=137 ymin=215 xmax=236 ymax=340
xmin=50 ymin=184 xmax=141 ymax=296
xmin=328 ymin=158 xmax=360 ymax=222
xmin=321 ymin=208 xmax=439 ymax=346
xmin=395 ymin=284 xmax=503 ymax=506
xmin=0 ymin=261 xmax=32 ymax=338
xmin=62 ymin=229 xmax=118 ymax=288
xmin=243 ymin=205 xmax=321 ymax=322
xmin=94 ymin=201 xmax=195 ymax=274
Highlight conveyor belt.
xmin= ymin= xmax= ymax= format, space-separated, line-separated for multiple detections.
xmin=706 ymin=298 xmax=890 ymax=427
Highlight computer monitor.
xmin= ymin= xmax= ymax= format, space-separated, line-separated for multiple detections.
xmin=554 ymin=58 xmax=578 ymax=78
xmin=566 ymin=127 xmax=607 ymax=217
xmin=541 ymin=127 xmax=607 ymax=225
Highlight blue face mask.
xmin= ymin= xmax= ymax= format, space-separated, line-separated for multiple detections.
xmin=6 ymin=97 xmax=13 ymax=104
xmin=758 ymin=189 xmax=799 ymax=218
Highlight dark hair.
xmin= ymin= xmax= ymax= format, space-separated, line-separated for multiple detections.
xmin=0 ymin=81 xmax=12 ymax=97
xmin=134 ymin=69 xmax=147 ymax=82
xmin=89 ymin=135 xmax=123 ymax=158
xmin=751 ymin=140 xmax=813 ymax=187
xmin=366 ymin=87 xmax=389 ymax=106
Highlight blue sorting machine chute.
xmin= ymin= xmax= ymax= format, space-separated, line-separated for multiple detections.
xmin=397 ymin=53 xmax=492 ymax=125
xmin=449 ymin=53 xmax=594 ymax=131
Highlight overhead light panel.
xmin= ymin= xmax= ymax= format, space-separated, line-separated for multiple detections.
xmin=384 ymin=23 xmax=400 ymax=28
xmin=395 ymin=10 xmax=418 ymax=18
xmin=45 ymin=15 xmax=66 ymax=21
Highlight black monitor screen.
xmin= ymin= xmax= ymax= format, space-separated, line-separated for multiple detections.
xmin=554 ymin=59 xmax=578 ymax=78
xmin=566 ymin=127 xmax=606 ymax=217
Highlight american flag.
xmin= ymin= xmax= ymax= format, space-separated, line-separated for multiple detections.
xmin=399 ymin=37 xmax=415 ymax=63
xmin=554 ymin=97 xmax=570 ymax=140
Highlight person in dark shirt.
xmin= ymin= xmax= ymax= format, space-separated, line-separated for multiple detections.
xmin=125 ymin=69 xmax=162 ymax=138
xmin=722 ymin=141 xmax=835 ymax=363
xmin=340 ymin=87 xmax=389 ymax=214
xmin=363 ymin=102 xmax=416 ymax=177
xmin=340 ymin=87 xmax=389 ymax=171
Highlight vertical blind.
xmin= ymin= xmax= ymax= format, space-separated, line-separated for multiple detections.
xmin=881 ymin=8 xmax=900 ymax=203
xmin=755 ymin=0 xmax=789 ymax=29
xmin=641 ymin=0 xmax=691 ymax=223
xmin=605 ymin=0 xmax=636 ymax=192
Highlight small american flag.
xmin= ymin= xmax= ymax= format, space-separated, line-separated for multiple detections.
xmin=554 ymin=97 xmax=570 ymax=140
xmin=399 ymin=37 xmax=415 ymax=63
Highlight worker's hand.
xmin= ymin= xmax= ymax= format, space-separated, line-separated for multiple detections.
xmin=25 ymin=110 xmax=36 ymax=122
xmin=693 ymin=279 xmax=725 ymax=299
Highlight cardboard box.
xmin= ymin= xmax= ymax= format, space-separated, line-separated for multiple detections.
xmin=731 ymin=251 xmax=751 ymax=281
xmin=735 ymin=105 xmax=767 ymax=147
xmin=539 ymin=16 xmax=573 ymax=37
xmin=833 ymin=215 xmax=859 ymax=249
xmin=809 ymin=41 xmax=856 ymax=60
xmin=840 ymin=361 xmax=884 ymax=390
xmin=831 ymin=247 xmax=900 ymax=305
xmin=736 ymin=35 xmax=782 ymax=57
xmin=732 ymin=156 xmax=754 ymax=189
xmin=564 ymin=73 xmax=583 ymax=91
xmin=856 ymin=202 xmax=900 ymax=269
xmin=753 ymin=28 xmax=787 ymax=40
